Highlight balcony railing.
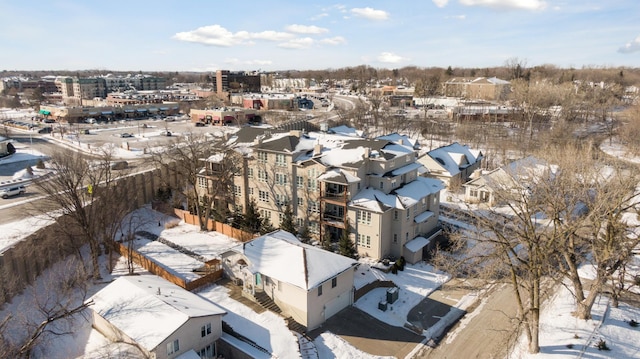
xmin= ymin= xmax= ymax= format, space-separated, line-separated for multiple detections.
xmin=322 ymin=190 xmax=348 ymax=199
xmin=322 ymin=212 xmax=345 ymax=222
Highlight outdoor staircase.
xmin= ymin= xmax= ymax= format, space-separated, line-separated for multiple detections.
xmin=253 ymin=291 xmax=282 ymax=314
xmin=286 ymin=317 xmax=307 ymax=334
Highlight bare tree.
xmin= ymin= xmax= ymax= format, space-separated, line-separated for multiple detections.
xmin=0 ymin=259 xmax=93 ymax=358
xmin=148 ymin=132 xmax=235 ymax=230
xmin=31 ymin=148 xmax=135 ymax=279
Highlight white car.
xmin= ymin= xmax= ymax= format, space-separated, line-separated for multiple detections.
xmin=0 ymin=185 xmax=26 ymax=199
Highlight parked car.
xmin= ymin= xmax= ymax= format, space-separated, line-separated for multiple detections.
xmin=160 ymin=130 xmax=172 ymax=137
xmin=195 ymin=122 xmax=206 ymax=127
xmin=120 ymin=133 xmax=134 ymax=138
xmin=0 ymin=185 xmax=26 ymax=199
xmin=110 ymin=161 xmax=129 ymax=170
xmin=38 ymin=127 xmax=53 ymax=134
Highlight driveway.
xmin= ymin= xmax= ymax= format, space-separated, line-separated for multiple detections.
xmin=308 ymin=306 xmax=426 ymax=358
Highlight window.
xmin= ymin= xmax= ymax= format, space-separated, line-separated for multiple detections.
xmin=258 ymin=169 xmax=268 ymax=182
xmin=247 ymin=167 xmax=254 ymax=179
xmin=394 ymin=210 xmax=398 ymax=220
xmin=470 ymin=190 xmax=478 ymax=197
xmin=357 ymin=211 xmax=371 ymax=225
xmin=198 ymin=177 xmax=207 ymax=189
xmin=406 ymin=207 xmax=411 ymax=220
xmin=308 ymin=200 xmax=320 ymax=214
xmin=318 ymin=285 xmax=323 ymax=296
xmin=275 ymin=173 xmax=288 ymax=185
xmin=380 ymin=181 xmax=384 ymax=190
xmin=297 ymin=197 xmax=304 ymax=206
xmin=233 ymin=185 xmax=241 ymax=196
xmin=331 ymin=277 xmax=337 ymax=288
xmin=167 ymin=339 xmax=179 ymax=355
xmin=296 ymin=218 xmax=304 ymax=227
xmin=200 ymin=323 xmax=212 ymax=337
xmin=296 ymin=175 xmax=304 ymax=188
xmin=259 ymin=190 xmax=269 ymax=202
xmin=275 ymin=153 xmax=286 ymax=166
xmin=275 ymin=193 xmax=289 ymax=206
xmin=393 ymin=234 xmax=398 ymax=243
xmin=257 ymin=151 xmax=268 ymax=163
xmin=248 ymin=188 xmax=254 ymax=196
xmin=309 ymin=221 xmax=319 ymax=234
xmin=259 ymin=209 xmax=271 ymax=218
xmin=357 ymin=234 xmax=371 ymax=248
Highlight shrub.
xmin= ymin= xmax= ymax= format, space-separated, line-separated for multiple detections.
xmin=628 ymin=319 xmax=638 ymax=328
xmin=36 ymin=159 xmax=45 ymax=169
xmin=594 ymin=339 xmax=610 ymax=351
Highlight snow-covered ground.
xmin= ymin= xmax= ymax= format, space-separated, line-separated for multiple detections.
xmin=511 ymin=283 xmax=640 ymax=359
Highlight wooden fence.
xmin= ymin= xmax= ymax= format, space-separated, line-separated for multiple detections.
xmin=354 ymin=280 xmax=396 ymax=302
xmin=172 ymin=208 xmax=257 ymax=242
xmin=113 ymin=242 xmax=223 ymax=291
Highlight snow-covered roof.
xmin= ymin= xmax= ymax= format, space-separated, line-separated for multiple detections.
xmin=404 ymin=236 xmax=430 ymax=253
xmin=319 ymin=146 xmax=366 ymax=167
xmin=329 ymin=125 xmax=364 ymax=138
xmin=394 ymin=177 xmax=445 ymax=207
xmin=425 ymin=142 xmax=482 ymax=176
xmin=317 ymin=168 xmax=361 ymax=184
xmin=414 ymin=210 xmax=434 ymax=223
xmin=235 ymin=230 xmax=357 ymax=290
xmin=350 ymin=187 xmax=401 ymax=212
xmin=89 ymin=275 xmax=225 ymax=351
xmin=376 ymin=133 xmax=419 ymax=149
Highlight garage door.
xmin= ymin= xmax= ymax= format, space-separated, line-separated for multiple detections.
xmin=324 ymin=291 xmax=351 ymax=320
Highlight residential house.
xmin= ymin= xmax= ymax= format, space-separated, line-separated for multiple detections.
xmin=418 ymin=142 xmax=483 ymax=188
xmin=221 ymin=230 xmax=358 ymax=331
xmin=463 ymin=156 xmax=551 ymax=206
xmin=88 ymin=275 xmax=226 ymax=359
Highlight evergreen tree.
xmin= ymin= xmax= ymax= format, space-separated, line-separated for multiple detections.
xmin=321 ymin=231 xmax=332 ymax=251
xmin=279 ymin=204 xmax=296 ymax=234
xmin=298 ymin=224 xmax=311 ymax=244
xmin=338 ymin=228 xmax=357 ymax=258
xmin=260 ymin=218 xmax=276 ymax=235
xmin=242 ymin=198 xmax=262 ymax=233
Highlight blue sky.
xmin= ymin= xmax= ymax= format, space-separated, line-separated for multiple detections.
xmin=0 ymin=0 xmax=638 ymax=72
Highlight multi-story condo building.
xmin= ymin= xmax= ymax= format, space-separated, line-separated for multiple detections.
xmin=198 ymin=127 xmax=444 ymax=263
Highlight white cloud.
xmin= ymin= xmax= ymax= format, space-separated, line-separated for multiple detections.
xmin=320 ymin=36 xmax=347 ymax=45
xmin=278 ymin=37 xmax=315 ymax=49
xmin=432 ymin=0 xmax=450 ymax=7
xmin=245 ymin=59 xmax=273 ymax=66
xmin=285 ymin=24 xmax=329 ymax=35
xmin=377 ymin=52 xmax=408 ymax=63
xmin=351 ymin=7 xmax=389 ymax=20
xmin=459 ymin=0 xmax=548 ymax=11
xmin=173 ymin=25 xmax=293 ymax=47
xmin=310 ymin=13 xmax=329 ymax=21
xmin=446 ymin=14 xmax=467 ymax=20
xmin=619 ymin=36 xmax=640 ymax=54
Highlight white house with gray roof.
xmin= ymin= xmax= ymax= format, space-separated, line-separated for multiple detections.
xmin=221 ymin=230 xmax=357 ymax=331
xmin=88 ymin=275 xmax=226 ymax=359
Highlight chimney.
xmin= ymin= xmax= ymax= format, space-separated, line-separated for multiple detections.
xmin=364 ymin=148 xmax=371 ymax=158
xmin=289 ymin=130 xmax=301 ymax=138
xmin=313 ymin=143 xmax=323 ymax=156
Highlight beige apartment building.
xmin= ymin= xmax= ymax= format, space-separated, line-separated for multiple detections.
xmin=443 ymin=77 xmax=511 ymax=101
xmin=198 ymin=127 xmax=444 ymax=262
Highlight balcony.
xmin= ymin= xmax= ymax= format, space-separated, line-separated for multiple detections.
xmin=322 ymin=212 xmax=346 ymax=229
